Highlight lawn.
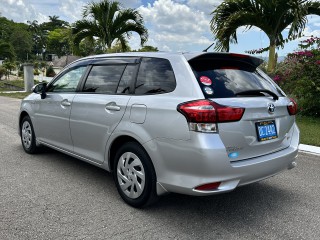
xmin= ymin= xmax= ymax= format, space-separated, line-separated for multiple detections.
xmin=296 ymin=116 xmax=320 ymax=147
xmin=0 ymin=92 xmax=30 ymax=99
xmin=0 ymin=79 xmax=25 ymax=91
xmin=0 ymin=79 xmax=40 ymax=92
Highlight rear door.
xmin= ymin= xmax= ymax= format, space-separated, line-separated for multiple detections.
xmin=69 ymin=59 xmax=139 ymax=163
xmin=188 ymin=53 xmax=296 ymax=161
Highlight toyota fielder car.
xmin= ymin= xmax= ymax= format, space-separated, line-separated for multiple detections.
xmin=19 ymin=52 xmax=299 ymax=207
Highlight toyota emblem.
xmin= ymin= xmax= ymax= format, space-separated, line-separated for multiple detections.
xmin=268 ymin=103 xmax=275 ymax=114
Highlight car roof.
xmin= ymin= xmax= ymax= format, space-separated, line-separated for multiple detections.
xmin=69 ymin=52 xmax=263 ymax=67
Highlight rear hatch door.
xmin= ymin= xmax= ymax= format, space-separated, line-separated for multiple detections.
xmin=187 ymin=53 xmax=295 ymax=161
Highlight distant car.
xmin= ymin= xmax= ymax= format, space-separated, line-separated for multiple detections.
xmin=19 ymin=52 xmax=299 ymax=207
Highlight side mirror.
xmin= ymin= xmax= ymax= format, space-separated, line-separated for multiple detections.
xmin=32 ymin=82 xmax=47 ymax=99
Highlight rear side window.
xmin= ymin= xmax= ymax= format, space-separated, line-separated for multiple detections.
xmin=190 ymin=59 xmax=283 ymax=98
xmin=83 ymin=65 xmax=127 ymax=94
xmin=135 ymin=58 xmax=176 ymax=95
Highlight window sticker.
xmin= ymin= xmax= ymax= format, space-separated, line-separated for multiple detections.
xmin=204 ymin=87 xmax=214 ymax=95
xmin=199 ymin=76 xmax=212 ymax=86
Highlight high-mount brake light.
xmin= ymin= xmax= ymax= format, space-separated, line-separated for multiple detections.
xmin=230 ymin=53 xmax=249 ymax=58
xmin=177 ymin=100 xmax=245 ymax=133
xmin=287 ymin=98 xmax=298 ymax=115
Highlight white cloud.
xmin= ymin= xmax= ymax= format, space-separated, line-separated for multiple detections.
xmin=308 ymin=15 xmax=320 ymax=27
xmin=0 ymin=0 xmax=48 ymax=23
xmin=302 ymin=26 xmax=320 ymax=38
xmin=59 ymin=0 xmax=84 ymax=22
xmin=137 ymin=0 xmax=212 ymax=51
xmin=118 ymin=0 xmax=142 ymax=8
xmin=187 ymin=0 xmax=223 ymax=14
xmin=238 ymin=25 xmax=262 ymax=34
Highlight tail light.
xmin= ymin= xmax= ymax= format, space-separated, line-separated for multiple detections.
xmin=287 ymin=98 xmax=298 ymax=115
xmin=177 ymin=100 xmax=245 ymax=133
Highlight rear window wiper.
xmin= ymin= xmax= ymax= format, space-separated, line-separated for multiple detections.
xmin=236 ymin=89 xmax=279 ymax=100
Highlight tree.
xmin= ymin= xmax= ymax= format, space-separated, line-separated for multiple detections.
xmin=47 ymin=28 xmax=73 ymax=57
xmin=210 ymin=0 xmax=320 ymax=72
xmin=0 ymin=16 xmax=15 ymax=42
xmin=107 ymin=40 xmax=131 ymax=53
xmin=72 ymin=0 xmax=148 ymax=52
xmin=0 ymin=66 xmax=5 ymax=80
xmin=42 ymin=15 xmax=69 ymax=32
xmin=136 ymin=45 xmax=158 ymax=52
xmin=28 ymin=20 xmax=47 ymax=58
xmin=2 ymin=61 xmax=16 ymax=79
xmin=0 ymin=41 xmax=15 ymax=60
xmin=10 ymin=26 xmax=33 ymax=61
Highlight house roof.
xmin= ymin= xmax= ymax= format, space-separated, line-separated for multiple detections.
xmin=52 ymin=55 xmax=81 ymax=68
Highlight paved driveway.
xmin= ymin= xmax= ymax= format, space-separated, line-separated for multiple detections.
xmin=1 ymin=96 xmax=320 ymax=240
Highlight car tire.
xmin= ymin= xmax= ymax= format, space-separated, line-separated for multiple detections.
xmin=113 ymin=142 xmax=158 ymax=208
xmin=20 ymin=115 xmax=38 ymax=154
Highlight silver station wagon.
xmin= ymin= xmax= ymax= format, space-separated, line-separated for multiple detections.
xmin=19 ymin=52 xmax=299 ymax=207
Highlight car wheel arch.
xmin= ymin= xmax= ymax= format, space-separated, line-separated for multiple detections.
xmin=19 ymin=111 xmax=30 ymax=132
xmin=108 ymin=136 xmax=153 ymax=174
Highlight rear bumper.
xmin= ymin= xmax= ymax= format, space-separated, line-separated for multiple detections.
xmin=144 ymin=124 xmax=299 ymax=196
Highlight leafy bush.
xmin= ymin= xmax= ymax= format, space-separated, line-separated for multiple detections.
xmin=0 ymin=66 xmax=5 ymax=80
xmin=34 ymin=69 xmax=40 ymax=75
xmin=274 ymin=37 xmax=320 ymax=117
xmin=46 ymin=66 xmax=56 ymax=77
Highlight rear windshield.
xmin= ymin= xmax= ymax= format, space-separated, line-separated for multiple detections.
xmin=189 ymin=59 xmax=284 ymax=99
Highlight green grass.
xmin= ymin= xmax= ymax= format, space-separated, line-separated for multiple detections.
xmin=0 ymin=92 xmax=31 ymax=99
xmin=0 ymin=79 xmax=40 ymax=91
xmin=0 ymin=79 xmax=25 ymax=91
xmin=296 ymin=115 xmax=320 ymax=147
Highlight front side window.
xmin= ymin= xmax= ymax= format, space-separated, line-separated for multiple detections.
xmin=135 ymin=58 xmax=176 ymax=95
xmin=83 ymin=65 xmax=127 ymax=94
xmin=47 ymin=66 xmax=86 ymax=92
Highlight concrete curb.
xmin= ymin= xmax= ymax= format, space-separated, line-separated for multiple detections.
xmin=299 ymin=144 xmax=320 ymax=156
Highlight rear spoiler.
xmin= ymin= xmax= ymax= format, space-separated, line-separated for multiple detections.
xmin=184 ymin=52 xmax=264 ymax=68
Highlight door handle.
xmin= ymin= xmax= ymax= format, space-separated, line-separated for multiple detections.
xmin=105 ymin=102 xmax=121 ymax=111
xmin=61 ymin=99 xmax=71 ymax=107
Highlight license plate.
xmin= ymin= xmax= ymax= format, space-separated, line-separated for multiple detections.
xmin=255 ymin=120 xmax=278 ymax=142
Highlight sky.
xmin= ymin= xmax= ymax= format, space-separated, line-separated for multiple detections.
xmin=0 ymin=0 xmax=320 ymax=58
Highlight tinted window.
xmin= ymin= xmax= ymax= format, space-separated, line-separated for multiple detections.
xmin=47 ymin=66 xmax=86 ymax=92
xmin=83 ymin=65 xmax=126 ymax=94
xmin=117 ymin=65 xmax=136 ymax=94
xmin=135 ymin=58 xmax=176 ymax=95
xmin=190 ymin=60 xmax=284 ymax=98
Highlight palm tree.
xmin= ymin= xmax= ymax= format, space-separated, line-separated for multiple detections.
xmin=27 ymin=20 xmax=47 ymax=57
xmin=72 ymin=0 xmax=148 ymax=53
xmin=210 ymin=0 xmax=320 ymax=72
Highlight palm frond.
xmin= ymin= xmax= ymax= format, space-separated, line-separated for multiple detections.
xmin=211 ymin=0 xmax=320 ymax=51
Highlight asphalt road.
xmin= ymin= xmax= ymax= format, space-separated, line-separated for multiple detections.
xmin=1 ymin=95 xmax=320 ymax=240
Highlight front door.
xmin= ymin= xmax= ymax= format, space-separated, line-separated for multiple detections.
xmin=34 ymin=66 xmax=87 ymax=152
